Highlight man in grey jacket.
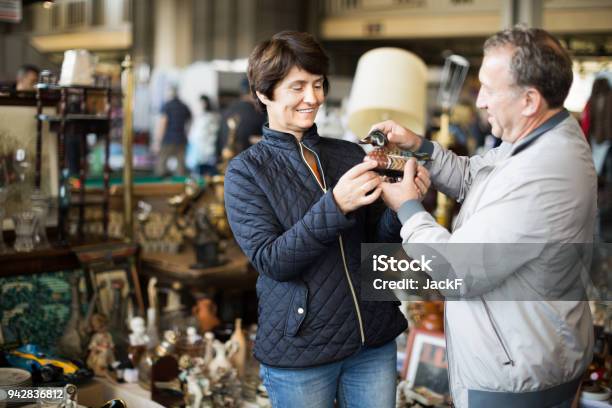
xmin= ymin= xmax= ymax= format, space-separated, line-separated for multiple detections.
xmin=373 ymin=26 xmax=596 ymax=408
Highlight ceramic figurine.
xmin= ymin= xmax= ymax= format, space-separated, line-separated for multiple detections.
xmin=179 ymin=357 xmax=211 ymax=408
xmin=359 ymin=129 xmax=431 ymax=180
xmin=129 ymin=317 xmax=150 ymax=346
xmin=146 ymin=277 xmax=159 ymax=347
xmin=228 ymin=318 xmax=247 ymax=378
xmin=186 ymin=326 xmax=202 ymax=344
xmin=208 ymin=340 xmax=236 ymax=382
xmin=202 ymin=332 xmax=215 ymax=368
xmin=87 ymin=314 xmax=116 ymax=379
xmin=128 ymin=316 xmax=149 ymax=366
xmin=192 ymin=297 xmax=220 ymax=333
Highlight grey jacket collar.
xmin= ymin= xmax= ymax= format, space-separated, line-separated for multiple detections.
xmin=511 ymin=109 xmax=570 ymax=157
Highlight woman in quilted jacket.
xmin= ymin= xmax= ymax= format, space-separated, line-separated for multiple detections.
xmin=224 ymin=31 xmax=429 ymax=408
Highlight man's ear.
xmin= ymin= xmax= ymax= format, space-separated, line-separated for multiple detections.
xmin=522 ymin=87 xmax=544 ymax=116
xmin=255 ymin=91 xmax=270 ymax=107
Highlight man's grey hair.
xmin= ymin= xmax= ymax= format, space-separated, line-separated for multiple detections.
xmin=484 ymin=24 xmax=573 ymax=109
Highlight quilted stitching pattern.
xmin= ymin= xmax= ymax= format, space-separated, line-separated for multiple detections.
xmin=224 ymin=125 xmax=407 ymax=368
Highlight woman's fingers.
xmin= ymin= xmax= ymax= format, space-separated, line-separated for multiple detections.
xmin=360 ymin=175 xmax=382 ymax=194
xmin=362 ymin=185 xmax=383 ymax=204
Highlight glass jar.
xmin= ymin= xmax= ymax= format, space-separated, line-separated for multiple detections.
xmin=31 ymin=189 xmax=50 ymax=248
xmin=12 ymin=211 xmax=37 ymax=252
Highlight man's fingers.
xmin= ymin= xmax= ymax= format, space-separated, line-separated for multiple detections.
xmin=416 ymin=167 xmax=431 ymax=190
xmin=368 ymin=120 xmax=397 ymax=135
xmin=415 ymin=178 xmax=427 ymax=196
xmin=403 ymin=158 xmax=417 ymax=182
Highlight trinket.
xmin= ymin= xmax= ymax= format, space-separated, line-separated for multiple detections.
xmin=360 ymin=129 xmax=431 ymax=179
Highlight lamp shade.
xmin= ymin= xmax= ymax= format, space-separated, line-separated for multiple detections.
xmin=347 ymin=48 xmax=427 ymax=138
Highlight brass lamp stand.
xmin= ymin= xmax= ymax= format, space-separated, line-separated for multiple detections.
xmin=121 ymin=55 xmax=135 ymax=242
xmin=432 ymin=55 xmax=469 ymax=229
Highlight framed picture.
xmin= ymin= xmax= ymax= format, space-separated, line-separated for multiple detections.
xmin=401 ymin=328 xmax=449 ymax=397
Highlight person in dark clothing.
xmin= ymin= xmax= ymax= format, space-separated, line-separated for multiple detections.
xmin=224 ymin=31 xmax=429 ymax=408
xmin=587 ymin=77 xmax=612 ymax=241
xmin=154 ymin=87 xmax=192 ymax=176
xmin=215 ymin=77 xmax=266 ymax=163
xmin=16 ymin=64 xmax=39 ymax=91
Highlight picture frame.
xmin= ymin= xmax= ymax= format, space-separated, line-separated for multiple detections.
xmin=401 ymin=328 xmax=449 ymax=397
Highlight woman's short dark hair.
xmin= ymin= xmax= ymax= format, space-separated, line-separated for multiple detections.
xmin=484 ymin=25 xmax=573 ymax=109
xmin=247 ymin=31 xmax=330 ymax=112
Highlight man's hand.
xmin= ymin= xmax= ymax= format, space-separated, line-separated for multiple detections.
xmin=369 ymin=120 xmax=423 ymax=151
xmin=381 ymin=159 xmax=431 ymax=212
xmin=333 ymin=160 xmax=383 ymax=214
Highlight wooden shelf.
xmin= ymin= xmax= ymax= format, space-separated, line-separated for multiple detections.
xmin=0 ymin=239 xmax=126 ymax=277
xmin=37 ymin=113 xmax=110 ymax=122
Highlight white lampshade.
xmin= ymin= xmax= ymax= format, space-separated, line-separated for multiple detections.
xmin=347 ymin=48 xmax=427 ymax=138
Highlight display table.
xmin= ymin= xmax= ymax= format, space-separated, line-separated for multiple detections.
xmin=141 ymin=243 xmax=256 ymax=290
xmin=78 ymin=377 xmax=262 ymax=408
xmin=78 ymin=377 xmax=164 ymax=408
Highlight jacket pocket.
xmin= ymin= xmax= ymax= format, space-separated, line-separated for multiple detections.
xmin=284 ymin=283 xmax=309 ymax=337
xmin=481 ymin=297 xmax=515 ymax=366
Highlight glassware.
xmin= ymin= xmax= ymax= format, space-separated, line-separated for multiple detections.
xmin=31 ymin=189 xmax=50 ymax=248
xmin=13 ymin=148 xmax=30 ymax=183
xmin=13 ymin=149 xmax=31 ymax=204
xmin=0 ymin=187 xmax=7 ymax=254
xmin=12 ymin=211 xmax=37 ymax=252
xmin=38 ymin=69 xmax=58 ymax=86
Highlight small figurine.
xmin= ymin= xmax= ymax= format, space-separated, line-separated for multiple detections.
xmin=186 ymin=326 xmax=202 ymax=344
xmin=146 ymin=277 xmax=159 ymax=347
xmin=208 ymin=340 xmax=237 ymax=382
xmin=128 ymin=316 xmax=149 ymax=367
xmin=359 ymin=129 xmax=431 ymax=181
xmin=192 ymin=297 xmax=220 ymax=333
xmin=60 ymin=383 xmax=78 ymax=408
xmin=191 ymin=208 xmax=221 ymax=268
xmin=228 ymin=318 xmax=247 ymax=379
xmin=129 ymin=317 xmax=150 ymax=347
xmin=179 ymin=356 xmax=211 ymax=408
xmin=87 ymin=314 xmax=116 ymax=379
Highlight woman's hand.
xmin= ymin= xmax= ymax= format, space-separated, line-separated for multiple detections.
xmin=333 ymin=161 xmax=383 ymax=214
xmin=369 ymin=120 xmax=424 ymax=151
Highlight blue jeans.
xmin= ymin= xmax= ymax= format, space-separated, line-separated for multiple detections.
xmin=260 ymin=340 xmax=397 ymax=408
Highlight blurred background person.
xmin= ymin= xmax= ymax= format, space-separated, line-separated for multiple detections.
xmin=186 ymin=94 xmax=220 ymax=176
xmin=154 ymin=86 xmax=192 ymax=177
xmin=216 ymin=77 xmax=266 ymax=160
xmin=15 ymin=64 xmax=39 ymax=91
xmin=586 ymin=77 xmax=612 ymax=240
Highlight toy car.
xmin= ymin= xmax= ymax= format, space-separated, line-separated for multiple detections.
xmin=4 ymin=344 xmax=92 ymax=384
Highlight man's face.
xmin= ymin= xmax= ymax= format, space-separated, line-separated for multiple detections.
xmin=260 ymin=65 xmax=325 ymax=137
xmin=17 ymin=71 xmax=38 ymax=91
xmin=475 ymin=47 xmax=525 ymax=143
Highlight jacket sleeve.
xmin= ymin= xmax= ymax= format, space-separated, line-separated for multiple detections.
xmin=365 ymin=199 xmax=402 ymax=243
xmin=421 ymin=139 xmax=511 ymax=203
xmin=396 ymin=172 xmax=546 ymax=297
xmin=224 ymin=158 xmax=356 ymax=282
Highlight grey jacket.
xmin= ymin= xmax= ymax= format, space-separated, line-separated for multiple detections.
xmin=398 ymin=111 xmax=596 ymax=408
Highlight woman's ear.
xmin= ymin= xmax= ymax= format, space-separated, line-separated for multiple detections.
xmin=255 ymin=91 xmax=270 ymax=107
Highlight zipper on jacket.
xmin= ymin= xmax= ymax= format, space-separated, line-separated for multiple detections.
xmin=443 ymin=302 xmax=456 ymax=399
xmin=298 ymin=142 xmax=366 ymax=345
xmin=481 ymin=297 xmax=515 ymax=366
xmin=339 ymin=234 xmax=366 ymax=345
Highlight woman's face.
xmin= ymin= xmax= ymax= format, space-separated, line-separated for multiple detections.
xmin=258 ymin=66 xmax=325 ymax=138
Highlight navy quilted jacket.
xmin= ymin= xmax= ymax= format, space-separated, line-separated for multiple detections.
xmin=224 ymin=124 xmax=407 ymax=368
